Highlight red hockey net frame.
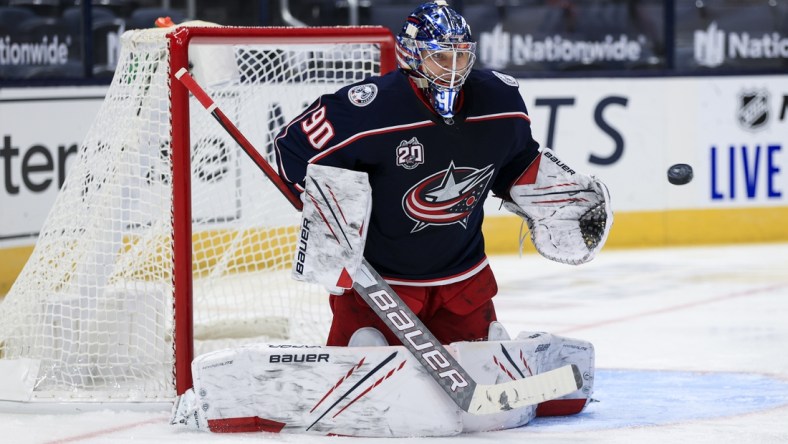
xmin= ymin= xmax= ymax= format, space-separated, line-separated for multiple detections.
xmin=166 ymin=26 xmax=396 ymax=395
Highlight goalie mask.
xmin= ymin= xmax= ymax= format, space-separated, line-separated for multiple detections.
xmin=396 ymin=1 xmax=476 ymax=119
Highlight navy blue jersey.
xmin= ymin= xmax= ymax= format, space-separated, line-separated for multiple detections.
xmin=275 ymin=69 xmax=540 ymax=285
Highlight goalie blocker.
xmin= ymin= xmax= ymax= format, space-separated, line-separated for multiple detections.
xmin=504 ymin=147 xmax=613 ymax=265
xmin=171 ymin=329 xmax=595 ymax=437
xmin=291 ymin=164 xmax=372 ymax=294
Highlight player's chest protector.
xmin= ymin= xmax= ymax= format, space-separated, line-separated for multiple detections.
xmin=359 ymin=117 xmax=512 ymax=234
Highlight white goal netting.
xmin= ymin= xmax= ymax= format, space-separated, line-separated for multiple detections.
xmin=0 ymin=26 xmax=390 ymax=403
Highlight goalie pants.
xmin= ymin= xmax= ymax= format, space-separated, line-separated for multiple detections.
xmin=327 ymin=265 xmax=498 ymax=346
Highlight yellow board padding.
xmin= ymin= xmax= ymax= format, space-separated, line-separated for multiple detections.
xmin=2 ymin=207 xmax=787 ymax=296
xmin=0 ymin=226 xmax=301 ymax=296
xmin=189 ymin=226 xmax=299 ymax=276
xmin=114 ymin=226 xmax=301 ymax=281
xmin=0 ymin=245 xmax=33 ymax=296
xmin=482 ymin=206 xmax=788 ymax=254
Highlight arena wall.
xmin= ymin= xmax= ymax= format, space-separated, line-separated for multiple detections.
xmin=1 ymin=75 xmax=786 ymax=293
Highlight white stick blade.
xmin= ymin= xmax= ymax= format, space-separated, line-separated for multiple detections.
xmin=467 ymin=364 xmax=582 ymax=415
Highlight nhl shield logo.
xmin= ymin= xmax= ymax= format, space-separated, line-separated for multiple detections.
xmin=737 ymin=89 xmax=769 ymax=131
xmin=348 ymin=84 xmax=378 ymax=107
xmin=395 ymin=137 xmax=425 ymax=170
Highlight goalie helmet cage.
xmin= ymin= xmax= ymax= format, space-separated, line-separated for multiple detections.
xmin=0 ymin=26 xmax=395 ymax=405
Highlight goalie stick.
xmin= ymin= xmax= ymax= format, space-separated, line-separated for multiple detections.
xmin=174 ymin=67 xmax=582 ymax=415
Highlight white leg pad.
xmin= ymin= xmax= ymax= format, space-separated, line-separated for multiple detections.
xmin=178 ymin=333 xmax=594 ymax=436
xmin=186 ymin=344 xmax=462 ymax=436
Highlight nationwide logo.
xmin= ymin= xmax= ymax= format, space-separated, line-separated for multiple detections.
xmin=694 ymin=22 xmax=725 ymax=67
xmin=0 ymin=35 xmax=72 ymax=66
xmin=478 ymin=24 xmax=646 ymax=69
xmin=737 ymin=89 xmax=770 ymax=131
xmin=694 ymin=22 xmax=788 ymax=68
xmin=402 ymin=162 xmax=494 ymax=232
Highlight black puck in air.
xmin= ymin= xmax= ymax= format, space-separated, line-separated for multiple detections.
xmin=667 ymin=163 xmax=693 ymax=185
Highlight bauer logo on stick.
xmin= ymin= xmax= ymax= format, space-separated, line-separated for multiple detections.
xmin=368 ymin=288 xmax=469 ymax=392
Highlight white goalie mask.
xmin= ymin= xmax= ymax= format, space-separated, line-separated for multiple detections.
xmin=396 ymin=1 xmax=477 ymax=119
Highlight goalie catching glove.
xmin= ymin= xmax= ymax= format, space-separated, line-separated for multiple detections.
xmin=292 ymin=164 xmax=372 ymax=294
xmin=504 ymin=147 xmax=612 ymax=265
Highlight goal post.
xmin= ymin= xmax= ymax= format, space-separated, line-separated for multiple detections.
xmin=0 ymin=25 xmax=396 ymax=404
xmin=168 ymin=25 xmax=395 ymax=396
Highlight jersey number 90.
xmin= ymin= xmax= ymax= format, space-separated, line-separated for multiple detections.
xmin=301 ymin=106 xmax=335 ymax=150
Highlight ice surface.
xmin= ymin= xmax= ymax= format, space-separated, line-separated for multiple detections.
xmin=2 ymin=243 xmax=787 ymax=443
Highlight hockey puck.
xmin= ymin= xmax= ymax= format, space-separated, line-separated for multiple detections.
xmin=667 ymin=164 xmax=693 ymax=185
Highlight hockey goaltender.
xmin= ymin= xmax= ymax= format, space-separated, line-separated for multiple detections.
xmin=170 ymin=0 xmax=612 ymax=437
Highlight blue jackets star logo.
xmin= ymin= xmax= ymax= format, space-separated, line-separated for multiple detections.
xmin=402 ymin=162 xmax=495 ymax=232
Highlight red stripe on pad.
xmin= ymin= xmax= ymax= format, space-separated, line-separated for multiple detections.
xmin=536 ymin=398 xmax=588 ymax=417
xmin=208 ymin=416 xmax=286 ymax=433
